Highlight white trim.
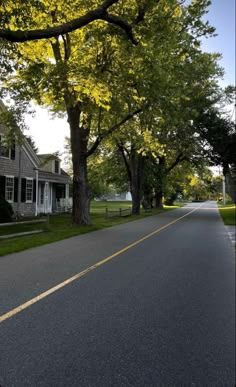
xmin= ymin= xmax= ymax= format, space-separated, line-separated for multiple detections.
xmin=23 ymin=139 xmax=41 ymax=164
xmin=25 ymin=177 xmax=33 ymax=203
xmin=0 ymin=155 xmax=10 ymax=159
xmin=22 ymin=144 xmax=38 ymax=168
xmin=5 ymin=175 xmax=14 ymax=203
xmin=43 ymin=181 xmax=52 ymax=213
xmin=35 ymin=170 xmax=39 ymax=216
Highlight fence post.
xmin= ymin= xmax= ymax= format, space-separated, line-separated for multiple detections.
xmin=105 ymin=207 xmax=108 ymax=219
xmin=119 ymin=208 xmax=122 ymax=217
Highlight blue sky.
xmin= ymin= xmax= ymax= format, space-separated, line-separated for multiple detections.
xmin=26 ymin=0 xmax=235 ymax=154
xmin=201 ymin=0 xmax=235 ymax=86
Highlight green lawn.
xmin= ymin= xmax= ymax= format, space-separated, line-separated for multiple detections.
xmin=0 ymin=220 xmax=49 ymax=236
xmin=0 ymin=201 xmax=178 ymax=257
xmin=218 ymin=204 xmax=236 ymax=225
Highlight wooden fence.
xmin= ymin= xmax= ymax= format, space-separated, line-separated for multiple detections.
xmin=105 ymin=208 xmax=132 ymax=219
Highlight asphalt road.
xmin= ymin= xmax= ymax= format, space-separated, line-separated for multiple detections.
xmin=0 ymin=201 xmax=235 ymax=386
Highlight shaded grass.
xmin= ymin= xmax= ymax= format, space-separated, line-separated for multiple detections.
xmin=218 ymin=204 xmax=236 ymax=225
xmin=0 ymin=220 xmax=49 ymax=236
xmin=0 ymin=201 xmax=178 ymax=257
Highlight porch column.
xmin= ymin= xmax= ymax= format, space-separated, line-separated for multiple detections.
xmin=65 ymin=184 xmax=69 ymax=211
xmin=17 ymin=145 xmax=22 ymax=219
xmin=35 ymin=169 xmax=39 ymax=216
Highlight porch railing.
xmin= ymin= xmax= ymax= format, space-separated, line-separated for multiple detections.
xmin=56 ymin=198 xmax=72 ymax=213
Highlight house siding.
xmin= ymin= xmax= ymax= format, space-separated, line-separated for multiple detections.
xmin=13 ymin=202 xmax=35 ymax=216
xmin=0 ymin=113 xmax=70 ymax=218
xmin=0 ymin=146 xmax=35 ymax=179
xmin=0 ymin=141 xmax=37 ymax=216
xmin=40 ymin=160 xmax=53 ymax=173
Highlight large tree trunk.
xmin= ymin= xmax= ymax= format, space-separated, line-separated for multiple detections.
xmin=130 ymin=153 xmax=144 ymax=215
xmin=72 ymin=155 xmax=91 ymax=225
xmin=51 ymin=36 xmax=91 ymax=225
xmin=154 ymin=187 xmax=163 ymax=209
xmin=131 ymin=179 xmax=141 ymax=215
xmin=67 ymin=103 xmax=91 ymax=225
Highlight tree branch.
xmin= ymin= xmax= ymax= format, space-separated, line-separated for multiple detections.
xmin=86 ymin=107 xmax=142 ymax=157
xmin=167 ymin=153 xmax=186 ymax=173
xmin=100 ymin=14 xmax=138 ymax=45
xmin=0 ymin=0 xmax=138 ymax=43
xmin=117 ymin=142 xmax=132 ymax=181
xmin=62 ymin=34 xmax=71 ymax=61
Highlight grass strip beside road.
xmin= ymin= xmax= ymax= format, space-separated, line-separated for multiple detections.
xmin=0 ymin=220 xmax=49 ymax=236
xmin=0 ymin=201 xmax=178 ymax=257
xmin=218 ymin=204 xmax=236 ymax=225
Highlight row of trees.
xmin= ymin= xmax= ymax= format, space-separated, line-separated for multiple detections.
xmin=0 ymin=0 xmax=235 ymax=224
xmin=66 ymin=146 xmax=226 ymax=204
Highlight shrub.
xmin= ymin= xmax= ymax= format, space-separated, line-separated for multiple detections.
xmin=0 ymin=193 xmax=14 ymax=223
xmin=164 ymin=193 xmax=178 ymax=206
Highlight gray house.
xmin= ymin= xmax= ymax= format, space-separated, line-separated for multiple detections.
xmin=0 ymin=103 xmax=70 ymax=217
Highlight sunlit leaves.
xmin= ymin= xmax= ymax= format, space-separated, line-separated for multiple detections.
xmin=1 ymin=0 xmax=223 ymax=162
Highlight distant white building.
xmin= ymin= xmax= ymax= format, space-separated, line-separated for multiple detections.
xmin=97 ymin=192 xmax=132 ymax=201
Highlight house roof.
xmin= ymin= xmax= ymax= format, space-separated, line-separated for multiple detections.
xmin=38 ymin=169 xmax=70 ymax=183
xmin=23 ymin=139 xmax=41 ymax=167
xmin=37 ymin=153 xmax=70 ymax=178
xmin=0 ymin=100 xmax=70 ymax=181
xmin=38 ymin=153 xmax=60 ymax=160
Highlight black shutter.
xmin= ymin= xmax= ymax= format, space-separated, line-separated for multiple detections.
xmin=11 ymin=140 xmax=15 ymax=160
xmin=0 ymin=175 xmax=6 ymax=198
xmin=14 ymin=177 xmax=18 ymax=202
xmin=21 ymin=178 xmax=26 ymax=202
xmin=33 ymin=180 xmax=36 ymax=202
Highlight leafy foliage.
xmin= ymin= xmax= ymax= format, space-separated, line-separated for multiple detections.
xmin=0 ymin=0 xmax=224 ymax=222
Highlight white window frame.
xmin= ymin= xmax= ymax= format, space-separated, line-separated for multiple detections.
xmin=26 ymin=178 xmax=33 ymax=203
xmin=0 ymin=134 xmax=11 ymax=159
xmin=5 ymin=175 xmax=14 ymax=203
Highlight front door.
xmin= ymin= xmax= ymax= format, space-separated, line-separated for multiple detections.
xmin=38 ymin=182 xmax=52 ymax=213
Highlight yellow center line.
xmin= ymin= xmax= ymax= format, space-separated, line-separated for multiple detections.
xmin=0 ymin=206 xmax=201 ymax=324
xmin=179 ymin=207 xmax=221 ymax=210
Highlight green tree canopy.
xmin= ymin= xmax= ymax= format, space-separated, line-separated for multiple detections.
xmin=0 ymin=0 xmax=224 ymax=221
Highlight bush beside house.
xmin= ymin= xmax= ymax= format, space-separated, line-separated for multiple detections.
xmin=0 ymin=192 xmax=14 ymax=223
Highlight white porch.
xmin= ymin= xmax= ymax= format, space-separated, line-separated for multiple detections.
xmin=36 ymin=181 xmax=70 ymax=214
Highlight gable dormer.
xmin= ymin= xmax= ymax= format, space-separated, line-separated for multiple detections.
xmin=38 ymin=154 xmax=61 ymax=174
